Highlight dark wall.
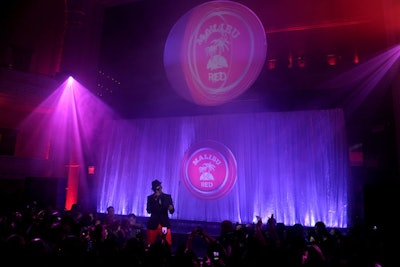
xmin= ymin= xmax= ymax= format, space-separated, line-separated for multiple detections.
xmin=363 ymin=183 xmax=398 ymax=229
xmin=0 ymin=179 xmax=24 ymax=214
xmin=24 ymin=177 xmax=67 ymax=211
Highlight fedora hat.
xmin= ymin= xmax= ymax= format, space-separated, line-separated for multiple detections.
xmin=151 ymin=179 xmax=162 ymax=191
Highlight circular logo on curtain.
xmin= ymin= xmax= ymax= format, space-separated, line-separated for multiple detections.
xmin=164 ymin=0 xmax=267 ymax=106
xmin=181 ymin=140 xmax=237 ymax=199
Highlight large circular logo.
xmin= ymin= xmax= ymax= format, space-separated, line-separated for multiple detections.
xmin=181 ymin=140 xmax=237 ymax=199
xmin=164 ymin=1 xmax=267 ymax=106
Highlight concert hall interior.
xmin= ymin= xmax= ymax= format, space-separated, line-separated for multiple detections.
xmin=0 ymin=0 xmax=399 ymax=253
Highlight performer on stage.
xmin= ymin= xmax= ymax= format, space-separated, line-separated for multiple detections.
xmin=146 ymin=179 xmax=175 ymax=247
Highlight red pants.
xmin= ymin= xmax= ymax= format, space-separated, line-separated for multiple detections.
xmin=146 ymin=224 xmax=172 ymax=246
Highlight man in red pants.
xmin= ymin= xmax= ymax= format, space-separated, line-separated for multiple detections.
xmin=145 ymin=179 xmax=175 ymax=247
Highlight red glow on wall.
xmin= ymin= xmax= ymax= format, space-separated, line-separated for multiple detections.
xmin=65 ymin=164 xmax=79 ymax=210
xmin=349 ymin=151 xmax=363 ymax=166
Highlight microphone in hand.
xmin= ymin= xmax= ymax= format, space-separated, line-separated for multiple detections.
xmin=154 ymin=194 xmax=161 ymax=205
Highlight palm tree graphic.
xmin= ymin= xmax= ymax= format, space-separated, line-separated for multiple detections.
xmin=199 ymin=162 xmax=216 ymax=181
xmin=206 ymin=34 xmax=230 ymax=71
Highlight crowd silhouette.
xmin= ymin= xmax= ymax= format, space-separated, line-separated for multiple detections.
xmin=0 ymin=201 xmax=389 ymax=267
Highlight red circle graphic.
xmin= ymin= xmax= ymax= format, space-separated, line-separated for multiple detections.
xmin=181 ymin=140 xmax=237 ymax=199
xmin=164 ymin=1 xmax=267 ymax=106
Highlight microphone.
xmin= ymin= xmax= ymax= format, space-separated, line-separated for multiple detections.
xmin=154 ymin=194 xmax=161 ymax=205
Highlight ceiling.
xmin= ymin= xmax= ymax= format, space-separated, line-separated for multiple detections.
xmin=0 ymin=0 xmax=399 ymax=149
xmin=94 ymin=0 xmax=399 ymax=146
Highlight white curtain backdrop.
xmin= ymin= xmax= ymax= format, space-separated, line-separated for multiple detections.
xmin=95 ymin=109 xmax=349 ymax=228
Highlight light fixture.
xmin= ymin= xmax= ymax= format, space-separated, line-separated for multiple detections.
xmin=297 ymin=55 xmax=306 ymax=68
xmin=288 ymin=53 xmax=293 ymax=68
xmin=267 ymin=59 xmax=277 ymax=70
xmin=326 ymin=54 xmax=337 ymax=66
xmin=353 ymin=50 xmax=359 ymax=64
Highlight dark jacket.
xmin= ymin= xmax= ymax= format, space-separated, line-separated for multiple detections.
xmin=146 ymin=192 xmax=175 ymax=230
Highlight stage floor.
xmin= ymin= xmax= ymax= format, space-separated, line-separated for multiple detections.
xmin=135 ymin=216 xmax=222 ymax=236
